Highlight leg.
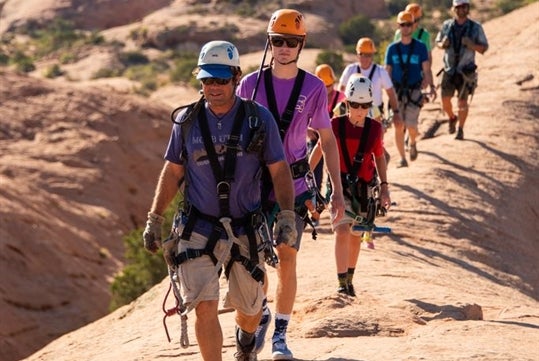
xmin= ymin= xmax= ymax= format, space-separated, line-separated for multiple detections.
xmin=195 ymin=300 xmax=222 ymax=361
xmin=335 ymin=223 xmax=351 ymax=294
xmin=393 ymin=117 xmax=407 ymax=166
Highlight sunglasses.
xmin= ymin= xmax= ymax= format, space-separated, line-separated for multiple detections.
xmin=348 ymin=101 xmax=372 ymax=109
xmin=270 ymin=36 xmax=302 ymax=48
xmin=200 ymin=77 xmax=232 ymax=86
xmin=399 ymin=22 xmax=413 ymax=28
xmin=358 ymin=53 xmax=374 ymax=58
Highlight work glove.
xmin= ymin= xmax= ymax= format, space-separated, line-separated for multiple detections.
xmin=440 ymin=36 xmax=451 ymax=49
xmin=275 ymin=210 xmax=298 ymax=247
xmin=143 ymin=212 xmax=165 ymax=253
xmin=461 ymin=36 xmax=474 ymax=48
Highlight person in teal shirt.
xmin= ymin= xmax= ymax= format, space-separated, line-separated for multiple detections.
xmin=393 ymin=3 xmax=436 ymax=102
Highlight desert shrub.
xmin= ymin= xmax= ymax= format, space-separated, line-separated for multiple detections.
xmin=109 ymin=194 xmax=183 ymax=311
xmin=43 ymin=64 xmax=63 ymax=78
xmin=315 ymin=50 xmax=344 ymax=75
xmin=119 ymin=51 xmax=149 ymax=66
xmin=338 ymin=15 xmax=376 ymax=46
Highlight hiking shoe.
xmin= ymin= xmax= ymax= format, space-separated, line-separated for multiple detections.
xmin=367 ymin=240 xmax=375 ymax=250
xmin=347 ymin=284 xmax=357 ymax=297
xmin=455 ymin=127 xmax=464 ymax=140
xmin=254 ymin=308 xmax=272 ymax=354
xmin=448 ymin=116 xmax=457 ymax=134
xmin=337 ymin=285 xmax=349 ymax=295
xmin=234 ymin=350 xmax=257 ymax=361
xmin=272 ymin=339 xmax=293 ymax=360
xmin=397 ymin=158 xmax=408 ymax=168
xmin=409 ymin=143 xmax=418 ymax=161
xmin=235 ymin=326 xmax=257 ymax=361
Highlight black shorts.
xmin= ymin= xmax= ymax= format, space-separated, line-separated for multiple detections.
xmin=441 ymin=71 xmax=472 ymax=100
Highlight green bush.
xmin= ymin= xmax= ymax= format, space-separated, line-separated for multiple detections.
xmin=315 ymin=50 xmax=344 ymax=75
xmin=338 ymin=15 xmax=376 ymax=46
xmin=109 ymin=193 xmax=183 ymax=311
xmin=43 ymin=64 xmax=63 ymax=78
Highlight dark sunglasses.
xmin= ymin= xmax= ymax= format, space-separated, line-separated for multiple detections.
xmin=399 ymin=22 xmax=413 ymax=28
xmin=270 ymin=36 xmax=302 ymax=48
xmin=200 ymin=77 xmax=232 ymax=86
xmin=348 ymin=101 xmax=372 ymax=109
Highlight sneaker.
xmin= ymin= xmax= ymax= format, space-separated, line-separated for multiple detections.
xmin=410 ymin=143 xmax=418 ymax=161
xmin=234 ymin=350 xmax=257 ymax=361
xmin=367 ymin=241 xmax=375 ymax=250
xmin=235 ymin=327 xmax=257 ymax=361
xmin=254 ymin=309 xmax=272 ymax=354
xmin=272 ymin=339 xmax=293 ymax=360
xmin=397 ymin=158 xmax=408 ymax=168
xmin=448 ymin=116 xmax=457 ymax=134
xmin=455 ymin=127 xmax=464 ymax=140
xmin=337 ymin=285 xmax=349 ymax=295
xmin=347 ymin=283 xmax=357 ymax=297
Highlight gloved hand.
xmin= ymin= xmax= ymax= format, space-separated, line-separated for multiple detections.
xmin=275 ymin=210 xmax=298 ymax=247
xmin=461 ymin=36 xmax=474 ymax=48
xmin=143 ymin=212 xmax=165 ymax=253
xmin=440 ymin=36 xmax=451 ymax=49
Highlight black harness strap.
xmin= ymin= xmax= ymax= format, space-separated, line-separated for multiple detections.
xmin=338 ymin=116 xmax=372 ymax=214
xmin=198 ymin=101 xmax=245 ymax=217
xmin=356 ymin=64 xmax=377 ymax=81
xmin=264 ymin=68 xmax=306 ymax=139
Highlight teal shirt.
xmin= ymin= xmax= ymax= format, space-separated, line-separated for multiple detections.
xmin=394 ymin=27 xmax=432 ymax=52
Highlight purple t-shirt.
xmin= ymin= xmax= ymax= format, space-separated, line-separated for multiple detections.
xmin=164 ymin=97 xmax=285 ymax=220
xmin=237 ymin=69 xmax=331 ymax=197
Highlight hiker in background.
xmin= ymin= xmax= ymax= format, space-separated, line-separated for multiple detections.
xmin=394 ymin=3 xmax=436 ymax=102
xmin=338 ymin=37 xmax=401 ymax=166
xmin=385 ymin=11 xmax=434 ymax=168
xmin=310 ymin=64 xmax=346 ymax=191
xmin=435 ymin=0 xmax=488 ymax=140
xmin=310 ymin=75 xmax=391 ymax=296
xmin=237 ymin=9 xmax=345 ymax=360
xmin=142 ymin=40 xmax=296 ymax=361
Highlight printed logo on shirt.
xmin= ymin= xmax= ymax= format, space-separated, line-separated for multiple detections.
xmin=296 ymin=94 xmax=307 ymax=113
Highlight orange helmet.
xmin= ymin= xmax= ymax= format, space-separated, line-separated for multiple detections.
xmin=356 ymin=37 xmax=376 ymax=54
xmin=405 ymin=3 xmax=422 ymax=20
xmin=267 ymin=9 xmax=307 ymax=36
xmin=397 ymin=10 xmax=415 ymax=24
xmin=315 ymin=64 xmax=336 ymax=86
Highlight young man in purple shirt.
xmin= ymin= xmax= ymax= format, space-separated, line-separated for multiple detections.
xmin=237 ymin=9 xmax=345 ymax=360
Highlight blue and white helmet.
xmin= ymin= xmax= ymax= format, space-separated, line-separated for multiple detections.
xmin=196 ymin=40 xmax=240 ymax=79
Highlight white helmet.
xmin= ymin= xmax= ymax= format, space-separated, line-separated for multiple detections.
xmin=197 ymin=40 xmax=240 ymax=79
xmin=345 ymin=75 xmax=373 ymax=103
xmin=453 ymin=0 xmax=470 ymax=6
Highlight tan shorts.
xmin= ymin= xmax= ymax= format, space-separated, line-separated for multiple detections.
xmin=399 ymin=88 xmax=422 ymax=128
xmin=332 ymin=197 xmax=369 ymax=236
xmin=178 ymin=231 xmax=265 ymax=316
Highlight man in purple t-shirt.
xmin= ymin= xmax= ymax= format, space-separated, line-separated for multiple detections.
xmin=142 ymin=40 xmax=296 ymax=361
xmin=237 ymin=9 xmax=345 ymax=360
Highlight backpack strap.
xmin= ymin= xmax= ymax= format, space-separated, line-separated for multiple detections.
xmin=263 ymin=68 xmax=306 ymax=139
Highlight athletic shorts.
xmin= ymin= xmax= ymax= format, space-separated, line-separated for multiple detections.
xmin=332 ymin=197 xmax=367 ymax=235
xmin=398 ymin=88 xmax=422 ymax=128
xmin=441 ymin=72 xmax=471 ymax=100
xmin=178 ymin=231 xmax=265 ymax=316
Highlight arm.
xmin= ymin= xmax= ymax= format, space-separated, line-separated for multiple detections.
xmin=308 ymin=138 xmax=323 ymax=171
xmin=317 ymin=127 xmax=345 ymax=223
xmin=374 ymin=154 xmax=390 ymax=210
xmin=267 ymin=160 xmax=295 ymax=212
xmin=150 ymin=161 xmax=185 ymax=216
xmin=384 ymin=86 xmax=403 ymax=123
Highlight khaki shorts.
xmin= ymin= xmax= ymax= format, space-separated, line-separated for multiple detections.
xmin=398 ymin=88 xmax=422 ymax=128
xmin=178 ymin=231 xmax=265 ymax=316
xmin=332 ymin=197 xmax=369 ymax=236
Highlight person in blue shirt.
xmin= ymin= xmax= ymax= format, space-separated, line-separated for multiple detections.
xmin=385 ymin=10 xmax=433 ymax=168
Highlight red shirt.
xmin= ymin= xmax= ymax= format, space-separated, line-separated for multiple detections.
xmin=331 ymin=115 xmax=384 ymax=183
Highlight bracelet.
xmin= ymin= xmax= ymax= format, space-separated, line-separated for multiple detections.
xmin=380 ymin=181 xmax=389 ymax=186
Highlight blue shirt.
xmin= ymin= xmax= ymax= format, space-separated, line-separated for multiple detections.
xmin=385 ymin=39 xmax=428 ymax=86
